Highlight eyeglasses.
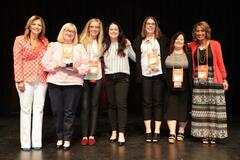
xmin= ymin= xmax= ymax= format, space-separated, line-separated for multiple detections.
xmin=64 ymin=29 xmax=75 ymax=34
xmin=89 ymin=25 xmax=100 ymax=29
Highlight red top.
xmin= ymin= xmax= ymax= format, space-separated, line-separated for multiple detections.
xmin=13 ymin=35 xmax=49 ymax=83
xmin=188 ymin=40 xmax=227 ymax=83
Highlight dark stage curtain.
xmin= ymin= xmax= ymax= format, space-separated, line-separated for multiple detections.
xmin=1 ymin=1 xmax=239 ymax=117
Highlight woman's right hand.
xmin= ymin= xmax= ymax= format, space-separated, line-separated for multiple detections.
xmin=17 ymin=82 xmax=25 ymax=92
xmin=58 ymin=61 xmax=66 ymax=68
xmin=125 ymin=39 xmax=131 ymax=47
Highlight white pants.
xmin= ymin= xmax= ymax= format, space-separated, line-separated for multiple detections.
xmin=16 ymin=81 xmax=47 ymax=148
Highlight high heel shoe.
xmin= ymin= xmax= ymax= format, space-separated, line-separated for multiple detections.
xmin=63 ymin=141 xmax=71 ymax=151
xmin=168 ymin=134 xmax=176 ymax=144
xmin=210 ymin=138 xmax=216 ymax=144
xmin=118 ymin=132 xmax=125 ymax=146
xmin=117 ymin=132 xmax=125 ymax=146
xmin=56 ymin=140 xmax=63 ymax=149
xmin=118 ymin=141 xmax=125 ymax=146
xmin=177 ymin=133 xmax=185 ymax=141
xmin=32 ymin=147 xmax=42 ymax=150
xmin=21 ymin=148 xmax=31 ymax=151
xmin=110 ymin=131 xmax=117 ymax=143
xmin=145 ymin=133 xmax=152 ymax=143
xmin=152 ymin=133 xmax=160 ymax=143
xmin=109 ymin=138 xmax=117 ymax=143
xmin=202 ymin=138 xmax=209 ymax=144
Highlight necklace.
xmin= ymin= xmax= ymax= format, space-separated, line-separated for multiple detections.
xmin=197 ymin=41 xmax=209 ymax=65
xmin=199 ymin=48 xmax=206 ymax=63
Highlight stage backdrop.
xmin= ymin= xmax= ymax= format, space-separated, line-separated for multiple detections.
xmin=1 ymin=0 xmax=239 ymax=117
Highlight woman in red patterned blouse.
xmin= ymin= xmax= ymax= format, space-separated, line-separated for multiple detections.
xmin=13 ymin=15 xmax=49 ymax=151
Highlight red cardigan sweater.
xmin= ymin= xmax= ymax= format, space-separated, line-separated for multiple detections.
xmin=188 ymin=40 xmax=227 ymax=83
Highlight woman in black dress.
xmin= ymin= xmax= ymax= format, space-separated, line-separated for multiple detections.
xmin=164 ymin=32 xmax=192 ymax=144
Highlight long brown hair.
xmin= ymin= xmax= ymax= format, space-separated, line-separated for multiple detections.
xmin=104 ymin=22 xmax=127 ymax=57
xmin=140 ymin=16 xmax=161 ymax=39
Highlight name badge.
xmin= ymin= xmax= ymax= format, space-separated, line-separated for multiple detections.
xmin=198 ymin=65 xmax=208 ymax=80
xmin=147 ymin=50 xmax=160 ymax=73
xmin=172 ymin=68 xmax=183 ymax=88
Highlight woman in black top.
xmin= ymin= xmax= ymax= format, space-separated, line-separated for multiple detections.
xmin=164 ymin=32 xmax=192 ymax=143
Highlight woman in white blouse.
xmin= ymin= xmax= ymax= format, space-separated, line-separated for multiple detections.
xmin=103 ymin=22 xmax=136 ymax=146
xmin=133 ymin=16 xmax=169 ymax=143
xmin=79 ymin=18 xmax=104 ymax=146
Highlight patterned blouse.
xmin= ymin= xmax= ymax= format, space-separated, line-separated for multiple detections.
xmin=13 ymin=35 xmax=49 ymax=83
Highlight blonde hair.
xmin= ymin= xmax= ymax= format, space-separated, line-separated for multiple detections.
xmin=24 ymin=15 xmax=46 ymax=39
xmin=140 ymin=16 xmax=161 ymax=39
xmin=79 ymin=18 xmax=104 ymax=56
xmin=192 ymin=21 xmax=211 ymax=41
xmin=57 ymin=23 xmax=78 ymax=45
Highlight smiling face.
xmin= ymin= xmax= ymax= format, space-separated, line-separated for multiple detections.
xmin=174 ymin=34 xmax=185 ymax=49
xmin=63 ymin=27 xmax=76 ymax=43
xmin=145 ymin=18 xmax=156 ymax=35
xmin=30 ymin=19 xmax=42 ymax=36
xmin=192 ymin=21 xmax=211 ymax=41
xmin=89 ymin=21 xmax=100 ymax=39
xmin=195 ymin=25 xmax=207 ymax=41
xmin=108 ymin=23 xmax=119 ymax=41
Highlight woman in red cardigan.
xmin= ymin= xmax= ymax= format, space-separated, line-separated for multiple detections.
xmin=188 ymin=21 xmax=229 ymax=144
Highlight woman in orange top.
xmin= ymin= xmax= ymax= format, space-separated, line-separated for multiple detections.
xmin=188 ymin=21 xmax=229 ymax=144
xmin=13 ymin=15 xmax=49 ymax=151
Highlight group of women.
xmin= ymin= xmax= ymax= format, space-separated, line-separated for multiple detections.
xmin=13 ymin=15 xmax=228 ymax=151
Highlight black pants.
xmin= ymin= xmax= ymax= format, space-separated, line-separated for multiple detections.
xmin=48 ymin=83 xmax=82 ymax=141
xmin=142 ymin=75 xmax=165 ymax=121
xmin=105 ymin=73 xmax=129 ymax=133
xmin=81 ymin=79 xmax=102 ymax=137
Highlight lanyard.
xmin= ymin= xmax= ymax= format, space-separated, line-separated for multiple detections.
xmin=197 ymin=41 xmax=209 ymax=81
xmin=172 ymin=53 xmax=184 ymax=88
xmin=197 ymin=41 xmax=209 ymax=66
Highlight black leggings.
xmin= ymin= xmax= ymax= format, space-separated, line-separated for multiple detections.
xmin=81 ymin=79 xmax=102 ymax=137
